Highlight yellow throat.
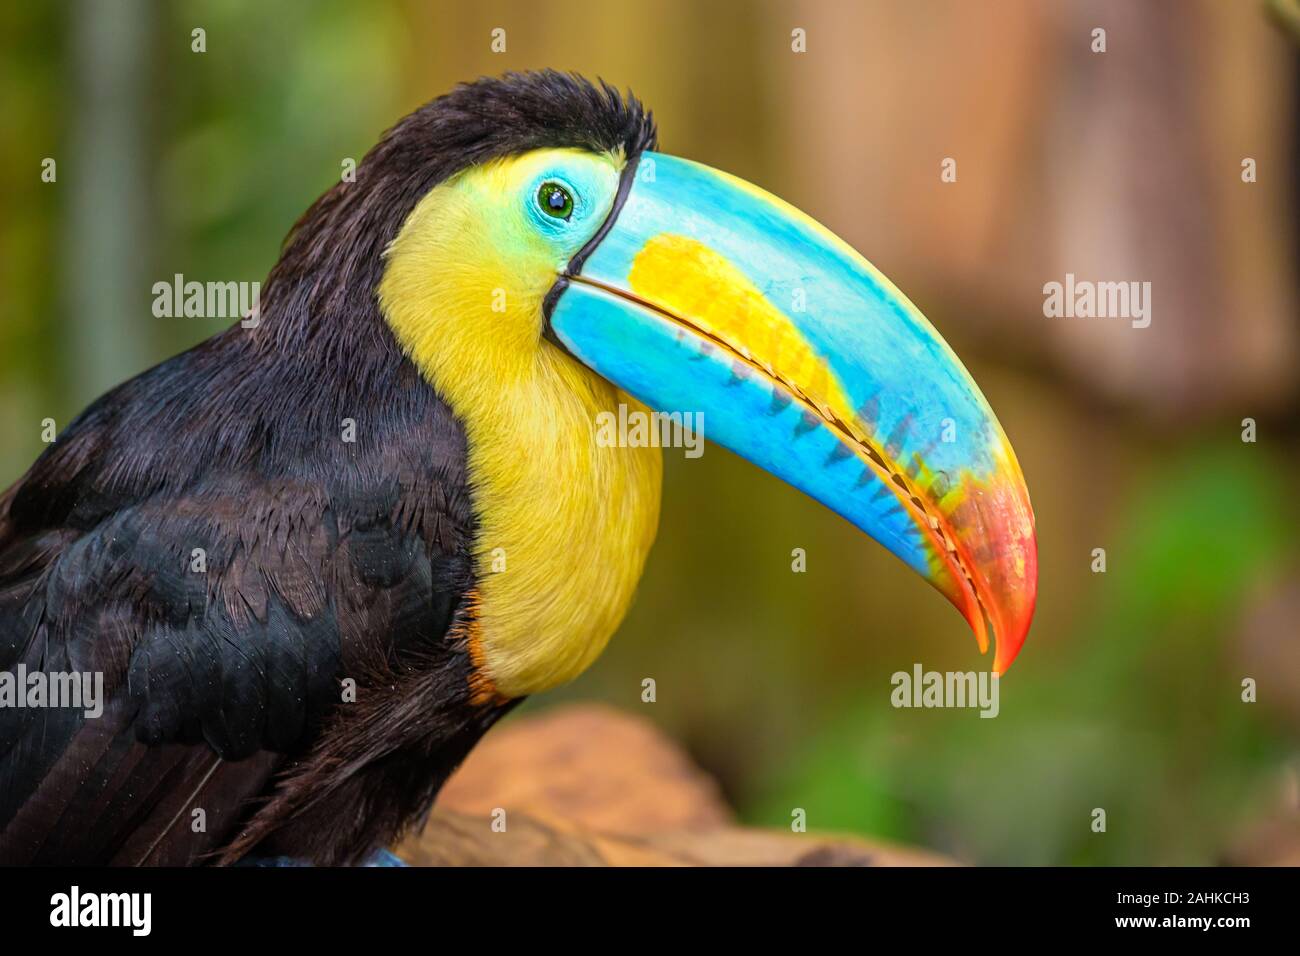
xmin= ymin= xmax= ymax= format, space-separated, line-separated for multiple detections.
xmin=378 ymin=149 xmax=663 ymax=699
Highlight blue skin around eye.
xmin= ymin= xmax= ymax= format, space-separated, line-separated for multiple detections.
xmin=524 ymin=187 xmax=574 ymax=236
xmin=523 ymin=168 xmax=601 ymax=241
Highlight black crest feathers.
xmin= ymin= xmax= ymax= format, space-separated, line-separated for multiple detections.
xmin=270 ymin=71 xmax=657 ymax=338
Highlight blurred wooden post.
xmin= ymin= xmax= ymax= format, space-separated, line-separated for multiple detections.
xmin=774 ymin=0 xmax=1298 ymax=420
xmin=65 ymin=0 xmax=152 ymax=405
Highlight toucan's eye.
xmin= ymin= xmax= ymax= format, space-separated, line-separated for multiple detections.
xmin=537 ymin=181 xmax=574 ymax=220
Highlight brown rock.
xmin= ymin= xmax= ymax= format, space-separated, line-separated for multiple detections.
xmin=395 ymin=703 xmax=953 ymax=866
xmin=435 ymin=703 xmax=733 ymax=835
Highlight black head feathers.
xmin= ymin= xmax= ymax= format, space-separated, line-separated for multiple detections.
xmin=269 ymin=71 xmax=656 ymax=326
xmin=12 ymin=74 xmax=656 ymax=516
xmin=391 ymin=70 xmax=658 ymax=173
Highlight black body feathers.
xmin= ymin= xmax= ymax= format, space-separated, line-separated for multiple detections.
xmin=0 ymin=72 xmax=652 ymax=865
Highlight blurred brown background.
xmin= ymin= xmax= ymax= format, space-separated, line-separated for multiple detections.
xmin=2 ymin=0 xmax=1298 ymax=864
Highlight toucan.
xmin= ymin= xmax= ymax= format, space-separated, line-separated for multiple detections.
xmin=0 ymin=72 xmax=1036 ymax=865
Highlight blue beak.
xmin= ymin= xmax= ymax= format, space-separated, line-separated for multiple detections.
xmin=547 ymin=152 xmax=1037 ymax=672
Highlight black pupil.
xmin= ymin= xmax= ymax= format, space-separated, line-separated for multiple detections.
xmin=547 ymin=187 xmax=567 ymax=211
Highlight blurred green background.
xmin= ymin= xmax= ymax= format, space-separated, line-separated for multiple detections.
xmin=2 ymin=0 xmax=1298 ymax=864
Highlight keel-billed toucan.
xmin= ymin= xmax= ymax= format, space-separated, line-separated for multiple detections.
xmin=0 ymin=72 xmax=1035 ymax=865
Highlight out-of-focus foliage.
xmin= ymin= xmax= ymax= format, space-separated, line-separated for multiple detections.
xmin=2 ymin=0 xmax=1297 ymax=864
xmin=743 ymin=446 xmax=1295 ymax=864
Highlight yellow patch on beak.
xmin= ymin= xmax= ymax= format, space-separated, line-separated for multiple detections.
xmin=627 ymin=233 xmax=859 ymax=437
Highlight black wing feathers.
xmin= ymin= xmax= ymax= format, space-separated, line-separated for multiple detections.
xmin=0 ymin=324 xmax=483 ymax=864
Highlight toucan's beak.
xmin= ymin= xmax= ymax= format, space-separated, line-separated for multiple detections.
xmin=547 ymin=152 xmax=1037 ymax=672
